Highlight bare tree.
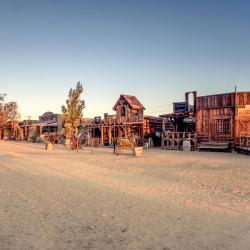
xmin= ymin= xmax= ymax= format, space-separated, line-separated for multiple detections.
xmin=0 ymin=94 xmax=20 ymax=137
xmin=4 ymin=101 xmax=20 ymax=122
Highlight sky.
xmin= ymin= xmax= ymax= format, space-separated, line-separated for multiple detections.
xmin=0 ymin=0 xmax=250 ymax=119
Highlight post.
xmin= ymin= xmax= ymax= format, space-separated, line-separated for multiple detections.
xmin=101 ymin=127 xmax=104 ymax=147
xmin=234 ymin=88 xmax=237 ymax=148
xmin=162 ymin=118 xmax=166 ymax=149
xmin=108 ymin=127 xmax=112 ymax=146
xmin=87 ymin=128 xmax=90 ymax=146
xmin=124 ymin=126 xmax=127 ymax=139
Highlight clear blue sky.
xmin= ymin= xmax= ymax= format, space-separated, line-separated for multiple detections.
xmin=0 ymin=0 xmax=249 ymax=119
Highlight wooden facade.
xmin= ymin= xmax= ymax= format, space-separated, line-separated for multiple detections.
xmin=19 ymin=119 xmax=38 ymax=140
xmin=161 ymin=92 xmax=197 ymax=150
xmin=196 ymin=92 xmax=250 ymax=148
xmin=161 ymin=91 xmax=250 ymax=151
xmin=37 ymin=112 xmax=62 ymax=135
xmin=17 ymin=112 xmax=62 ymax=142
xmin=1 ymin=90 xmax=248 ymax=152
xmin=81 ymin=95 xmax=162 ymax=147
xmin=0 ymin=121 xmax=19 ymax=140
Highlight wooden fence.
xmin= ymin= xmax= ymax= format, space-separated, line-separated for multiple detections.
xmin=162 ymin=132 xmax=197 ymax=151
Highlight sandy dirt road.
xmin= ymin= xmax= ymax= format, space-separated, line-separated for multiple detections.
xmin=0 ymin=141 xmax=250 ymax=250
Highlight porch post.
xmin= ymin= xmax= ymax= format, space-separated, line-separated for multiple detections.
xmin=124 ymin=126 xmax=127 ymax=139
xmin=87 ymin=128 xmax=90 ymax=146
xmin=108 ymin=127 xmax=112 ymax=145
xmin=101 ymin=127 xmax=104 ymax=146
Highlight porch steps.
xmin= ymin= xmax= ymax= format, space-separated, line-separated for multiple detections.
xmin=198 ymin=142 xmax=231 ymax=152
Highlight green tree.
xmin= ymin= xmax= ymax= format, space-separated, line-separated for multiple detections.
xmin=61 ymin=81 xmax=85 ymax=137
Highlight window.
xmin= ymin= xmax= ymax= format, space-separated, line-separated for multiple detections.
xmin=121 ymin=106 xmax=126 ymax=117
xmin=247 ymin=93 xmax=250 ymax=105
xmin=215 ymin=119 xmax=230 ymax=134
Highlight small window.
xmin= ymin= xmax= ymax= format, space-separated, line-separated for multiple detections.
xmin=247 ymin=93 xmax=250 ymax=105
xmin=215 ymin=119 xmax=230 ymax=134
xmin=121 ymin=106 xmax=126 ymax=117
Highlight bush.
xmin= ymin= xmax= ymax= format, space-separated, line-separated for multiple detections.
xmin=117 ymin=138 xmax=134 ymax=148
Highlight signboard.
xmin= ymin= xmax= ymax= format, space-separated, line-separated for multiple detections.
xmin=238 ymin=105 xmax=250 ymax=116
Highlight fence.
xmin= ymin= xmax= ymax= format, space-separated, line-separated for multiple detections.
xmin=162 ymin=132 xmax=197 ymax=151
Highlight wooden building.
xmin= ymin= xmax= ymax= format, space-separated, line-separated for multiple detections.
xmin=81 ymin=94 xmax=162 ymax=147
xmin=196 ymin=91 xmax=250 ymax=150
xmin=37 ymin=112 xmax=62 ymax=134
xmin=19 ymin=119 xmax=38 ymax=140
xmin=0 ymin=120 xmax=19 ymax=140
xmin=161 ymin=92 xmax=197 ymax=150
xmin=18 ymin=112 xmax=62 ymax=142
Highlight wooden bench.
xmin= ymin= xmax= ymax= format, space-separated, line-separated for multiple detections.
xmin=198 ymin=142 xmax=231 ymax=152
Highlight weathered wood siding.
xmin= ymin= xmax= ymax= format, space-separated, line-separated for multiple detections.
xmin=196 ymin=93 xmax=235 ymax=143
xmin=115 ymin=96 xmax=144 ymax=123
xmin=235 ymin=92 xmax=250 ymax=144
xmin=196 ymin=92 xmax=250 ymax=145
xmin=143 ymin=116 xmax=162 ymax=134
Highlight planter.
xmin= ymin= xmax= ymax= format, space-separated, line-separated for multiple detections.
xmin=116 ymin=147 xmax=143 ymax=157
xmin=134 ymin=147 xmax=143 ymax=156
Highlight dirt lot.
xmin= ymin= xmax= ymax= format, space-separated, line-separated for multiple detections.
xmin=0 ymin=141 xmax=249 ymax=250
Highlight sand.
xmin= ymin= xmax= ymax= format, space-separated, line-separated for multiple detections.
xmin=0 ymin=141 xmax=249 ymax=250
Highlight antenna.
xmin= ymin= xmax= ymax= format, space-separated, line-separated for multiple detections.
xmin=235 ymin=84 xmax=237 ymax=92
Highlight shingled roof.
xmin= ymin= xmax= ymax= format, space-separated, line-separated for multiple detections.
xmin=113 ymin=94 xmax=145 ymax=111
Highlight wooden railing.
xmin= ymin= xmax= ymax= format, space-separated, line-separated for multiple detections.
xmin=162 ymin=132 xmax=197 ymax=151
xmin=116 ymin=116 xmax=143 ymax=124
